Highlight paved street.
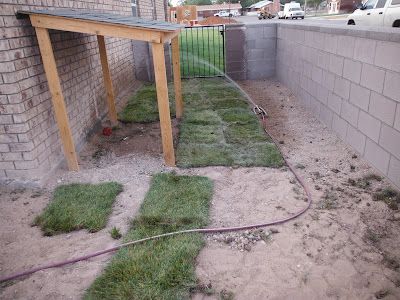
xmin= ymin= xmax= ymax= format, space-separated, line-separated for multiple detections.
xmin=236 ymin=15 xmax=348 ymax=26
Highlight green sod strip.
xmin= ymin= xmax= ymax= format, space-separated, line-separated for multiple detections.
xmin=34 ymin=182 xmax=123 ymax=236
xmin=118 ymin=84 xmax=176 ymax=123
xmin=85 ymin=173 xmax=213 ymax=300
xmin=176 ymin=78 xmax=284 ymax=168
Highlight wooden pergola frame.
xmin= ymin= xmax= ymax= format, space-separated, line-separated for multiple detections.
xmin=19 ymin=10 xmax=183 ymax=171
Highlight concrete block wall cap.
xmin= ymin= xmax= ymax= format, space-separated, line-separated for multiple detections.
xmin=245 ymin=23 xmax=277 ymax=28
xmin=276 ymin=22 xmax=400 ymax=43
xmin=225 ymin=23 xmax=245 ymax=28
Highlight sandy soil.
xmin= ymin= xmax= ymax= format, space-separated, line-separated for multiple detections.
xmin=0 ymin=123 xmax=172 ymax=299
xmin=1 ymin=79 xmax=399 ymax=299
xmin=192 ymin=79 xmax=400 ymax=299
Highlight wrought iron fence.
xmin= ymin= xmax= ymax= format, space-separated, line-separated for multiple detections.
xmin=178 ymin=25 xmax=225 ymax=79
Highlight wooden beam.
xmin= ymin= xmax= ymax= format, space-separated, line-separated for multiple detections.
xmin=161 ymin=30 xmax=180 ymax=43
xmin=30 ymin=14 xmax=164 ymax=43
xmin=35 ymin=27 xmax=79 ymax=171
xmin=151 ymin=42 xmax=175 ymax=166
xmin=97 ymin=35 xmax=118 ymax=124
xmin=171 ymin=36 xmax=183 ymax=119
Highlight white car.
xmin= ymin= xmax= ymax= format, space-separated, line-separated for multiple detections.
xmin=214 ymin=10 xmax=232 ymax=17
xmin=347 ymin=0 xmax=400 ymax=27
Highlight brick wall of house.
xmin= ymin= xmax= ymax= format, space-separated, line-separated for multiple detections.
xmin=138 ymin=0 xmax=166 ymax=20
xmin=0 ymin=0 xmax=138 ymax=182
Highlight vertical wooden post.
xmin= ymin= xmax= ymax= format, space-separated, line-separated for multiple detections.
xmin=97 ymin=35 xmax=118 ymax=124
xmin=35 ymin=27 xmax=79 ymax=171
xmin=151 ymin=42 xmax=175 ymax=166
xmin=171 ymin=36 xmax=183 ymax=119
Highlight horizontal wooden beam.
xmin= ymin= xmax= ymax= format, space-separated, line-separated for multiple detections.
xmin=30 ymin=14 xmax=168 ymax=43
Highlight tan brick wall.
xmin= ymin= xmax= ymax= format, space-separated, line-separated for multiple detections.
xmin=138 ymin=0 xmax=166 ymax=20
xmin=0 ymin=0 xmax=137 ymax=181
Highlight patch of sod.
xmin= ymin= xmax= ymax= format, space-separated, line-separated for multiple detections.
xmin=118 ymin=84 xmax=176 ymax=123
xmin=176 ymin=78 xmax=284 ymax=168
xmin=85 ymin=173 xmax=213 ymax=299
xmin=34 ymin=182 xmax=123 ymax=236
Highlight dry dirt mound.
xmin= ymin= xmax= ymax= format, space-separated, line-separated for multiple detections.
xmin=198 ymin=16 xmax=238 ymax=25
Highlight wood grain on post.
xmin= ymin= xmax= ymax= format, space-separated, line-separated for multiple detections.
xmin=152 ymin=42 xmax=176 ymax=166
xmin=35 ymin=27 xmax=79 ymax=171
xmin=171 ymin=36 xmax=183 ymax=118
xmin=97 ymin=35 xmax=118 ymax=124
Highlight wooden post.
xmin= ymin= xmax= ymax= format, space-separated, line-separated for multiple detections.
xmin=171 ymin=36 xmax=183 ymax=118
xmin=151 ymin=42 xmax=175 ymax=166
xmin=35 ymin=27 xmax=79 ymax=171
xmin=97 ymin=35 xmax=118 ymax=124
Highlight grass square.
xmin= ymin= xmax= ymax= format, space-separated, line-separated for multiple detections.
xmin=34 ymin=182 xmax=123 ymax=236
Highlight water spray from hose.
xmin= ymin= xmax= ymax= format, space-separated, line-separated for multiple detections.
xmin=0 ymin=61 xmax=313 ymax=284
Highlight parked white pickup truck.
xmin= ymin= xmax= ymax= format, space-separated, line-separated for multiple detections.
xmin=347 ymin=0 xmax=400 ymax=27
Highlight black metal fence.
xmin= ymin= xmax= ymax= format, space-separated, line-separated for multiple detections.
xmin=178 ymin=25 xmax=225 ymax=79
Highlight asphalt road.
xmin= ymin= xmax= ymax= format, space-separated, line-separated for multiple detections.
xmin=235 ymin=15 xmax=348 ymax=26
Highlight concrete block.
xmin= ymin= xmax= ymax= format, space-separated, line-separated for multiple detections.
xmin=343 ymin=58 xmax=362 ymax=84
xmin=322 ymin=70 xmax=335 ymax=91
xmin=319 ymin=104 xmax=334 ymax=128
xmin=324 ymin=34 xmax=338 ymax=54
xmin=346 ymin=124 xmax=366 ymax=154
xmin=395 ymin=104 xmax=400 ymax=132
xmin=350 ymin=83 xmax=370 ymax=111
xmin=247 ymin=49 xmax=265 ymax=60
xmin=329 ymin=54 xmax=344 ymax=76
xmin=354 ymin=38 xmax=376 ymax=64
xmin=332 ymin=113 xmax=348 ymax=140
xmin=374 ymin=41 xmax=400 ymax=73
xmin=317 ymin=85 xmax=329 ymax=105
xmin=313 ymin=32 xmax=326 ymax=50
xmin=358 ymin=110 xmax=381 ymax=142
xmin=360 ymin=63 xmax=385 ymax=93
xmin=312 ymin=66 xmax=323 ymax=84
xmin=388 ymin=155 xmax=400 ymax=188
xmin=369 ymin=92 xmax=396 ymax=126
xmin=364 ymin=138 xmax=390 ymax=174
xmin=334 ymin=76 xmax=351 ymax=100
xmin=383 ymin=71 xmax=400 ymax=103
xmin=254 ymin=38 xmax=276 ymax=50
xmin=317 ymin=50 xmax=330 ymax=70
xmin=379 ymin=124 xmax=400 ymax=159
xmin=337 ymin=35 xmax=355 ymax=58
xmin=328 ymin=92 xmax=342 ymax=114
xmin=263 ymin=25 xmax=277 ymax=38
xmin=341 ymin=101 xmax=359 ymax=127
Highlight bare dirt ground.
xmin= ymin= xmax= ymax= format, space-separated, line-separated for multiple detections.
xmin=192 ymin=79 xmax=400 ymax=299
xmin=1 ymin=78 xmax=399 ymax=299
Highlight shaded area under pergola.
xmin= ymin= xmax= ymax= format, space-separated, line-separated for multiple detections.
xmin=18 ymin=10 xmax=184 ymax=170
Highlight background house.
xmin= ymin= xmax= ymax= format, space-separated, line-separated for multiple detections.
xmin=196 ymin=3 xmax=242 ymax=18
xmin=246 ymin=0 xmax=281 ymax=16
xmin=326 ymin=0 xmax=361 ymax=13
xmin=0 ymin=0 xmax=167 ymax=183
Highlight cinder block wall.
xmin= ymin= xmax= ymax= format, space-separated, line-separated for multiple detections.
xmin=225 ymin=23 xmax=276 ymax=80
xmin=0 ymin=0 xmax=136 ymax=182
xmin=276 ymin=23 xmax=400 ymax=188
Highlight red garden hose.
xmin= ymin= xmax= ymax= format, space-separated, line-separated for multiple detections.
xmin=0 ymin=95 xmax=312 ymax=284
